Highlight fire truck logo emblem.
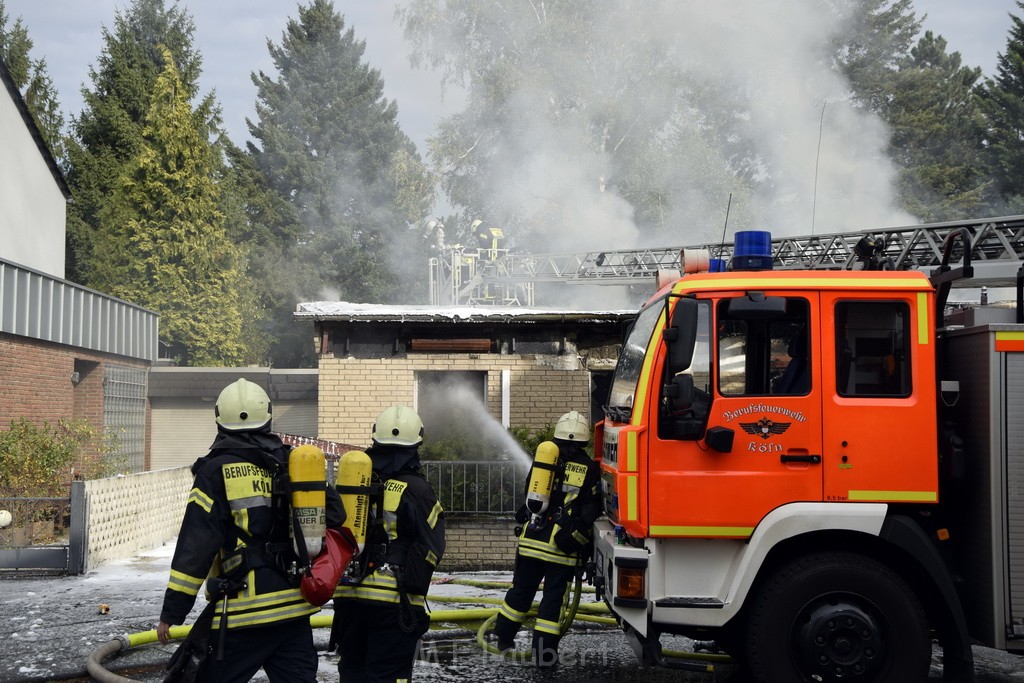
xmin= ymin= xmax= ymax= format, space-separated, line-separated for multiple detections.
xmin=740 ymin=418 xmax=791 ymax=439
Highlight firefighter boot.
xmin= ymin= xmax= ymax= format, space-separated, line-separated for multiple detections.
xmin=532 ymin=632 xmax=560 ymax=668
xmin=491 ymin=614 xmax=517 ymax=651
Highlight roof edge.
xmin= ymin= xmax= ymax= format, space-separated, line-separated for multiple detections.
xmin=0 ymin=55 xmax=71 ymax=200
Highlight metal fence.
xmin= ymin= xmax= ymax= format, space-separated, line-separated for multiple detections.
xmin=277 ymin=433 xmax=528 ymax=516
xmin=421 ymin=460 xmax=525 ymax=514
xmin=0 ymin=483 xmax=86 ymax=572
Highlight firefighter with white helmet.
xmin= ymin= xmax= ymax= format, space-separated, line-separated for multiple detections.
xmin=330 ymin=405 xmax=446 ymax=682
xmin=156 ymin=378 xmax=346 ymax=682
xmin=493 ymin=410 xmax=601 ymax=667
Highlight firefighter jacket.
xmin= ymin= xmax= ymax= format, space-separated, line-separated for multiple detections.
xmin=159 ymin=428 xmax=343 ymax=630
xmin=334 ymin=444 xmax=445 ymax=607
xmin=516 ymin=440 xmax=601 ymax=566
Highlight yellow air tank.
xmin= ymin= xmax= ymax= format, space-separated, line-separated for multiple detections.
xmin=525 ymin=440 xmax=560 ymax=516
xmin=289 ymin=444 xmax=327 ymax=558
xmin=337 ymin=450 xmax=373 ymax=550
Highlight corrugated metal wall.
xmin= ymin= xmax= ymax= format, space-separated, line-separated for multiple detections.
xmin=1006 ymin=352 xmax=1024 ymax=635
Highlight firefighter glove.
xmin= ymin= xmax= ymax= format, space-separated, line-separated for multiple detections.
xmin=514 ymin=505 xmax=530 ymax=525
xmin=554 ymin=525 xmax=586 ymax=554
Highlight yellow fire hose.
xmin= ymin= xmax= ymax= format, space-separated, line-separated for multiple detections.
xmin=86 ymin=580 xmax=728 ymax=681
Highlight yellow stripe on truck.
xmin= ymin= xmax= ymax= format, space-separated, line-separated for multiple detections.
xmin=632 ymin=308 xmax=666 ymax=427
xmin=848 ymin=490 xmax=937 ymax=502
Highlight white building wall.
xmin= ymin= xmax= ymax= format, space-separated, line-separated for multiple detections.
xmin=0 ymin=79 xmax=66 ymax=278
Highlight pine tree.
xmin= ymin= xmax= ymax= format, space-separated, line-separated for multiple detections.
xmin=95 ymin=46 xmax=252 ymax=366
xmin=883 ymin=32 xmax=991 ymax=221
xmin=978 ymin=1 xmax=1024 ymax=210
xmin=246 ymin=0 xmax=433 ymax=312
xmin=65 ymin=0 xmax=216 ymax=285
xmin=828 ymin=0 xmax=921 ymax=112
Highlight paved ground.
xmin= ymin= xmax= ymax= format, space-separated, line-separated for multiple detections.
xmin=4 ymin=543 xmax=1024 ymax=682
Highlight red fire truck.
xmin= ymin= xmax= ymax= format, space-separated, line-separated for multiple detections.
xmin=592 ymin=226 xmax=1024 ymax=682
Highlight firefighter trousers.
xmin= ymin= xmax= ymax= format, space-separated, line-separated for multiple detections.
xmin=493 ymin=552 xmax=576 ymax=666
xmin=334 ymin=599 xmax=430 ymax=682
xmin=197 ymin=617 xmax=317 ymax=683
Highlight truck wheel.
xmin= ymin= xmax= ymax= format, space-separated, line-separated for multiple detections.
xmin=745 ymin=551 xmax=930 ymax=683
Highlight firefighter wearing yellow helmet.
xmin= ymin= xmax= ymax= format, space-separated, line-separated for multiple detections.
xmin=493 ymin=410 xmax=601 ymax=667
xmin=157 ymin=378 xmax=346 ymax=682
xmin=330 ymin=405 xmax=446 ymax=682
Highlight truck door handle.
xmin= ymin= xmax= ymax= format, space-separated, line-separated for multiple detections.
xmin=780 ymin=454 xmax=821 ymax=464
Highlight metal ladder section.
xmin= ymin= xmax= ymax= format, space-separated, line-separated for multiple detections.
xmin=428 ymin=215 xmax=1024 ymax=305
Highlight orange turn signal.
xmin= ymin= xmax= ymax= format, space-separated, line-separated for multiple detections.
xmin=617 ymin=566 xmax=646 ymax=600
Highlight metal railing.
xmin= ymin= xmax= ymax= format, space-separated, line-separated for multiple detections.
xmin=275 ymin=434 xmax=527 ymax=515
xmin=421 ymin=460 xmax=525 ymax=515
xmin=0 ymin=483 xmax=86 ymax=572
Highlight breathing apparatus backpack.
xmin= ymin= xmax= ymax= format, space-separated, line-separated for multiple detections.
xmin=215 ymin=445 xmax=355 ymax=606
xmin=336 ymin=457 xmax=387 ymax=585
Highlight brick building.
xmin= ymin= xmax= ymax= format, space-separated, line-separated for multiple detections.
xmin=294 ymin=302 xmax=633 ymax=445
xmin=0 ymin=57 xmax=156 ymax=474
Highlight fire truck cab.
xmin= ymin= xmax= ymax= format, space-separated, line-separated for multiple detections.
xmin=593 ymin=230 xmax=1024 ymax=682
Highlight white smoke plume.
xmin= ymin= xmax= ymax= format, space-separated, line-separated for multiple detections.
xmin=411 ymin=0 xmax=916 ymax=255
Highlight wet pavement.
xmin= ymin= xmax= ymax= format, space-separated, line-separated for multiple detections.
xmin=3 ymin=543 xmax=1024 ymax=682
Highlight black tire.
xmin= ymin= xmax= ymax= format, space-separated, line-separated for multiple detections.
xmin=745 ymin=551 xmax=931 ymax=683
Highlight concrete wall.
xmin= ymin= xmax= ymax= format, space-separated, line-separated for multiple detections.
xmin=0 ymin=69 xmax=66 ymax=278
xmin=319 ymin=353 xmax=592 ymax=445
xmin=80 ymin=468 xmax=520 ymax=574
xmin=84 ymin=467 xmax=191 ymax=572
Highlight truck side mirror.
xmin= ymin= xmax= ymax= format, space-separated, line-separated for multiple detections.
xmin=663 ymin=297 xmax=697 ymax=376
xmin=664 ymin=373 xmax=694 ymax=412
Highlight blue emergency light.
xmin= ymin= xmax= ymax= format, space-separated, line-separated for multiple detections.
xmin=731 ymin=230 xmax=774 ymax=271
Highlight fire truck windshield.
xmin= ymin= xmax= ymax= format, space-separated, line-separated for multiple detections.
xmin=607 ymin=299 xmax=664 ymax=420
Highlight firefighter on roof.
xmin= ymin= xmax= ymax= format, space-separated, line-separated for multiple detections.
xmin=493 ymin=410 xmax=601 ymax=667
xmin=156 ymin=378 xmax=344 ymax=682
xmin=330 ymin=405 xmax=446 ymax=682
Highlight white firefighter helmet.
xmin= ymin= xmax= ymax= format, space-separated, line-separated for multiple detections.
xmin=554 ymin=410 xmax=590 ymax=442
xmin=215 ymin=378 xmax=272 ymax=431
xmin=372 ymin=405 xmax=424 ymax=446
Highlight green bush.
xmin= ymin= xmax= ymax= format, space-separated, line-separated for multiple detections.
xmin=0 ymin=418 xmax=98 ymax=498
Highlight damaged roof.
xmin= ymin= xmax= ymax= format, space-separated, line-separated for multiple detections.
xmin=294 ymin=302 xmax=636 ymax=324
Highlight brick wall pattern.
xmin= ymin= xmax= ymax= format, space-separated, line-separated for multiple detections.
xmin=0 ymin=332 xmax=150 ymax=472
xmin=440 ymin=515 xmax=519 ymax=571
xmin=83 ymin=467 xmax=191 ymax=571
xmin=318 ymin=354 xmax=592 ymax=444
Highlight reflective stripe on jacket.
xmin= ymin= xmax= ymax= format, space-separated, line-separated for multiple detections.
xmin=517 ymin=442 xmax=600 ymax=566
xmin=334 ymin=470 xmax=445 ymax=605
xmin=160 ymin=444 xmax=342 ymax=629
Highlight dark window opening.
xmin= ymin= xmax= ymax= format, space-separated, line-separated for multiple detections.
xmin=717 ymin=297 xmax=811 ymax=397
xmin=835 ymin=301 xmax=911 ymax=398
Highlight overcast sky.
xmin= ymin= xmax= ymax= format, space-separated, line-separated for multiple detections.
xmin=6 ymin=0 xmax=1022 ymax=155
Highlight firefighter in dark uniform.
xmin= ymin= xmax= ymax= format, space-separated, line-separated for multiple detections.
xmin=493 ymin=410 xmax=601 ymax=667
xmin=331 ymin=405 xmax=446 ymax=682
xmin=156 ymin=378 xmax=343 ymax=682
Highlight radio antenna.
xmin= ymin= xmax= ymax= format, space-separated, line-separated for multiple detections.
xmin=720 ymin=193 xmax=733 ymax=259
xmin=812 ymin=99 xmax=827 ymax=236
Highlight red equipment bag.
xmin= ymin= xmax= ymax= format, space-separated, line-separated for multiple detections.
xmin=300 ymin=527 xmax=357 ymax=606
